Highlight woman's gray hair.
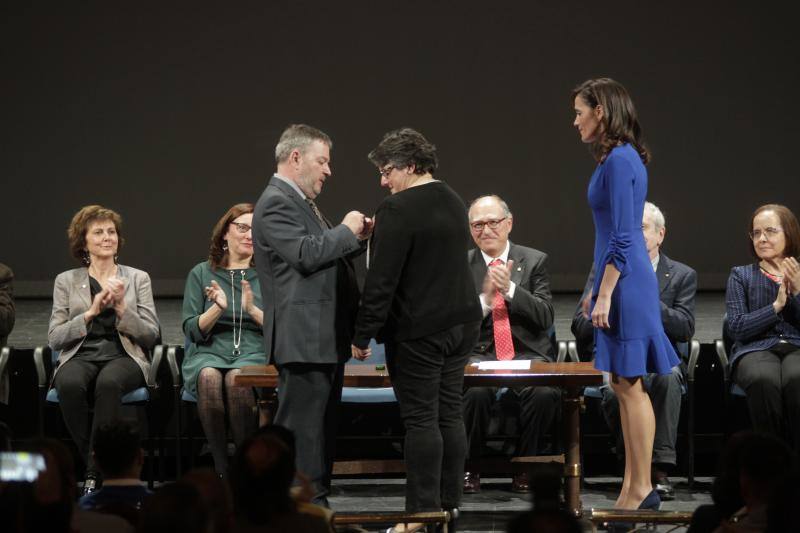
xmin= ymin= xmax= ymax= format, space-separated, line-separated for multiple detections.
xmin=644 ymin=201 xmax=665 ymax=231
xmin=275 ymin=124 xmax=332 ymax=163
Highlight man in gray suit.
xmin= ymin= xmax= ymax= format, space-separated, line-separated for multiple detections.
xmin=571 ymin=201 xmax=696 ymax=500
xmin=252 ymin=124 xmax=370 ymax=506
xmin=462 ymin=195 xmax=559 ymax=493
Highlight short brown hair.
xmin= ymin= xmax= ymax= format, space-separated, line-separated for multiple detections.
xmin=209 ymin=203 xmax=255 ymax=270
xmin=67 ymin=205 xmax=124 ymax=264
xmin=749 ymin=204 xmax=800 ymax=259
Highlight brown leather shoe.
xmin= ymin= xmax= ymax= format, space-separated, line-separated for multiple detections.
xmin=511 ymin=472 xmax=529 ymax=493
xmin=463 ymin=471 xmax=480 ymax=493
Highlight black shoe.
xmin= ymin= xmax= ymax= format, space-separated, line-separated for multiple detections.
xmin=463 ymin=472 xmax=480 ymax=494
xmin=435 ymin=508 xmax=459 ymax=533
xmin=653 ymin=475 xmax=675 ymax=501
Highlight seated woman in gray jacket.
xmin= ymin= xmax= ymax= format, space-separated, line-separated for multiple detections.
xmin=182 ymin=203 xmax=265 ymax=475
xmin=48 ymin=205 xmax=160 ymax=487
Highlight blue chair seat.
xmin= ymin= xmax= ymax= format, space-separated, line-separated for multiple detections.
xmin=181 ymin=388 xmax=198 ymax=403
xmin=341 ymin=340 xmax=397 ymax=405
xmin=46 ymin=386 xmax=150 ymax=404
xmin=341 ymin=387 xmax=396 ymax=403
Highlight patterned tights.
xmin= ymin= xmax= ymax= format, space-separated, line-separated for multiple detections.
xmin=196 ymin=367 xmax=256 ymax=474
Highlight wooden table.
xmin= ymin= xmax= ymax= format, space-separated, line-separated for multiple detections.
xmin=236 ymin=361 xmax=603 ymax=516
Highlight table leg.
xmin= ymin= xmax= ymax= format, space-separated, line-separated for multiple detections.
xmin=563 ymin=387 xmax=582 ymax=516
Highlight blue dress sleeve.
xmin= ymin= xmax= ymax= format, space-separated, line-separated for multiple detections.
xmin=601 ymin=154 xmax=637 ymax=274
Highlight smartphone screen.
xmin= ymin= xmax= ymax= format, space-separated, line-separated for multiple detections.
xmin=0 ymin=452 xmax=46 ymax=482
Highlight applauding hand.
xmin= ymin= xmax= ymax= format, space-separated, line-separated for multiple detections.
xmin=205 ymin=280 xmax=227 ymax=310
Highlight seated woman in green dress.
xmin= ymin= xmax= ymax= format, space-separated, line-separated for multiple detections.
xmin=182 ymin=203 xmax=266 ymax=475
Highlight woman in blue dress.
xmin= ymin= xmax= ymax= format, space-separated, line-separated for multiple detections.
xmin=572 ymin=78 xmax=679 ymax=512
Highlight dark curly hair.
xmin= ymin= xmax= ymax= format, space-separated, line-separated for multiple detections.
xmin=367 ymin=127 xmax=438 ymax=176
xmin=208 ymin=203 xmax=255 ymax=270
xmin=67 ymin=205 xmax=124 ymax=265
xmin=572 ymin=77 xmax=650 ymax=165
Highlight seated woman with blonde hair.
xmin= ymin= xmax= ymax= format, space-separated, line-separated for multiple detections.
xmin=182 ymin=203 xmax=265 ymax=475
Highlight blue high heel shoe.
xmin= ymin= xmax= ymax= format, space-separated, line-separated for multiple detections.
xmin=607 ymin=490 xmax=662 ymax=531
xmin=637 ymin=489 xmax=661 ymax=511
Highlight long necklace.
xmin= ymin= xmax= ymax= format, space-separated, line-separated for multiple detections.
xmin=229 ymin=269 xmax=245 ymax=355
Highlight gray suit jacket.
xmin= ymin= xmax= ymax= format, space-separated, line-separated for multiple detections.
xmin=253 ymin=177 xmax=362 ymax=365
xmin=47 ymin=265 xmax=160 ymax=385
xmin=571 ymin=252 xmax=697 ymax=358
xmin=468 ymin=242 xmax=555 ymax=361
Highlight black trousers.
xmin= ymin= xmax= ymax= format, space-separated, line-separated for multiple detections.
xmin=735 ymin=345 xmax=800 ymax=448
xmin=274 ymin=362 xmax=344 ymax=507
xmin=463 ymin=355 xmax=560 ymax=461
xmin=386 ymin=321 xmax=480 ymax=513
xmin=601 ymin=366 xmax=684 ymax=467
xmin=53 ymin=356 xmax=144 ymax=471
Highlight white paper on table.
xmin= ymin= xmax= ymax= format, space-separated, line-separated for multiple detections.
xmin=475 ymin=360 xmax=531 ymax=370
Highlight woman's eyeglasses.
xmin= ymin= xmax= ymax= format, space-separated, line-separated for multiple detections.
xmin=230 ymin=222 xmax=252 ymax=234
xmin=749 ymin=227 xmax=782 ymax=241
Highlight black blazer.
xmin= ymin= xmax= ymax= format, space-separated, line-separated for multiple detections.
xmin=468 ymin=242 xmax=555 ymax=361
xmin=572 ymin=252 xmax=697 ymax=358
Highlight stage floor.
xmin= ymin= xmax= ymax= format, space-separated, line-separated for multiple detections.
xmin=328 ymin=475 xmax=710 ymax=532
xmin=7 ymin=292 xmax=726 ymax=348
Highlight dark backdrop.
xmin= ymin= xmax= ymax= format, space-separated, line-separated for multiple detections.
xmin=3 ymin=1 xmax=798 ymax=296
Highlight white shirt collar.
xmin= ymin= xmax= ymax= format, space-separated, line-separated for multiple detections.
xmin=274 ymin=173 xmax=306 ymax=200
xmin=480 ymin=241 xmax=511 ymax=266
xmin=651 ymin=253 xmax=660 ymax=272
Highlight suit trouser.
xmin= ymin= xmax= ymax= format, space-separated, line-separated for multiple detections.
xmin=274 ymin=362 xmax=344 ymax=507
xmin=386 ymin=321 xmax=480 ymax=513
xmin=463 ymin=355 xmax=560 ymax=460
xmin=53 ymin=356 xmax=144 ymax=471
xmin=734 ymin=345 xmax=800 ymax=449
xmin=601 ymin=366 xmax=684 ymax=466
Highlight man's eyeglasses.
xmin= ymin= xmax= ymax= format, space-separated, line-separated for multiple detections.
xmin=230 ymin=222 xmax=252 ymax=234
xmin=470 ymin=218 xmax=508 ymax=232
xmin=379 ymin=165 xmax=395 ymax=178
xmin=749 ymin=227 xmax=783 ymax=241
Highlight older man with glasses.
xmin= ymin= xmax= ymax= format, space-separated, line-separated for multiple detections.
xmin=462 ymin=195 xmax=559 ymax=494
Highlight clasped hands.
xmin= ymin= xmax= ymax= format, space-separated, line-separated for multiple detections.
xmin=342 ymin=211 xmax=374 ymax=241
xmin=86 ymin=276 xmax=126 ymax=321
xmin=773 ymin=257 xmax=800 ymax=313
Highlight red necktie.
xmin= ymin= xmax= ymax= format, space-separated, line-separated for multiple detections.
xmin=489 ymin=258 xmax=515 ymax=360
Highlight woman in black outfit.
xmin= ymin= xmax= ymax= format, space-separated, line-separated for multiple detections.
xmin=352 ymin=128 xmax=482 ymax=533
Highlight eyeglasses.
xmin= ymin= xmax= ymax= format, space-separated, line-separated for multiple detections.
xmin=378 ymin=165 xmax=395 ymax=178
xmin=749 ymin=227 xmax=783 ymax=241
xmin=470 ymin=217 xmax=508 ymax=232
xmin=230 ymin=222 xmax=252 ymax=234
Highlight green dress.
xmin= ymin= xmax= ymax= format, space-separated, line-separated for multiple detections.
xmin=181 ymin=262 xmax=266 ymax=397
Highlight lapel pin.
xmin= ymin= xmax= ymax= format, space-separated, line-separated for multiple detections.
xmin=517 ymin=266 xmax=522 ymax=272
xmin=665 ymin=273 xmax=670 ymax=277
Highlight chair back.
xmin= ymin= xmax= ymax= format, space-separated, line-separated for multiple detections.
xmin=348 ymin=339 xmax=386 ymax=366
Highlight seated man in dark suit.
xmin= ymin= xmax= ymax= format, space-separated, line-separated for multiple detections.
xmin=463 ymin=195 xmax=559 ymax=493
xmin=79 ymin=420 xmax=151 ymax=516
xmin=571 ymin=201 xmax=696 ymax=500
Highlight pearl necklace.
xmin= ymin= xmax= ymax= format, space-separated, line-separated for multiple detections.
xmin=229 ymin=269 xmax=245 ymax=355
